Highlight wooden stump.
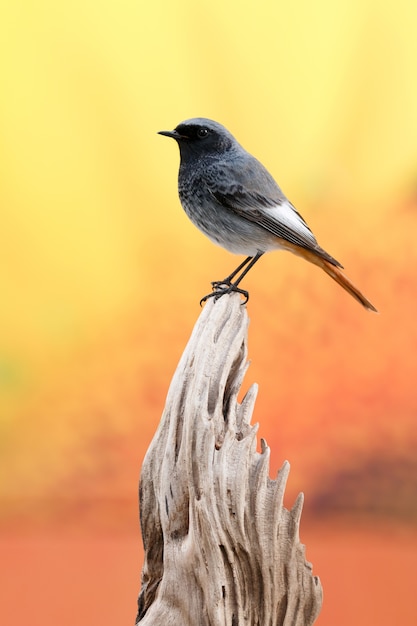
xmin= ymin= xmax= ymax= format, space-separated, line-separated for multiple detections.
xmin=137 ymin=293 xmax=322 ymax=625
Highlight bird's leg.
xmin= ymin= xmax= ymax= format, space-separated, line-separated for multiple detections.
xmin=200 ymin=252 xmax=264 ymax=305
xmin=211 ymin=255 xmax=253 ymax=289
xmin=231 ymin=252 xmax=264 ymax=287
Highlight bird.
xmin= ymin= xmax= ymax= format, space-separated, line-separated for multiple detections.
xmin=158 ymin=117 xmax=377 ymax=312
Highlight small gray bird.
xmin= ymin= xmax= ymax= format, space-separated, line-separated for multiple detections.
xmin=159 ymin=117 xmax=377 ymax=312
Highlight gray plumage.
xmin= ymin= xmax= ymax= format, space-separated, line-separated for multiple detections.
xmin=161 ymin=118 xmax=338 ymax=263
xmin=158 ymin=118 xmax=377 ymax=311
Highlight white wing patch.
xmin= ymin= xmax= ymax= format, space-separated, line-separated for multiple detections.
xmin=266 ymin=201 xmax=317 ymax=244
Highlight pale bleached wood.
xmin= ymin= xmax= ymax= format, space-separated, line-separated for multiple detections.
xmin=136 ymin=293 xmax=322 ymax=625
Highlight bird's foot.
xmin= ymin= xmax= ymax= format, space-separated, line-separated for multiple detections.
xmin=200 ymin=281 xmax=249 ymax=306
xmin=210 ymin=279 xmax=231 ymax=290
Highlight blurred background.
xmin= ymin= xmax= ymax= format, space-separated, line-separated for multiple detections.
xmin=1 ymin=1 xmax=416 ymax=624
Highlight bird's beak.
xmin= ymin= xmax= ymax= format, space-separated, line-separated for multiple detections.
xmin=158 ymin=129 xmax=184 ymax=140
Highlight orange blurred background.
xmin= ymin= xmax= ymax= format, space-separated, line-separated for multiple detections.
xmin=1 ymin=1 xmax=417 ymax=624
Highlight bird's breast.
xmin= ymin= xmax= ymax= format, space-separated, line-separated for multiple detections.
xmin=177 ymin=169 xmax=281 ymax=256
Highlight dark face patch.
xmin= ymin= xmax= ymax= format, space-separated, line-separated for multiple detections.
xmin=174 ymin=123 xmax=233 ymax=156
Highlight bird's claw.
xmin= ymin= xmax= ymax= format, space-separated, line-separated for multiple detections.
xmin=210 ymin=279 xmax=231 ymax=290
xmin=200 ymin=282 xmax=249 ymax=306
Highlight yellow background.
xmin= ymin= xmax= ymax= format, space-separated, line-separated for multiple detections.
xmin=1 ymin=1 xmax=417 ymax=625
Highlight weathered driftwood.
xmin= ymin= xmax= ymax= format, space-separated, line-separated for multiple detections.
xmin=137 ymin=293 xmax=322 ymax=625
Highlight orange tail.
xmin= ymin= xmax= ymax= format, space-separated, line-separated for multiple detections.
xmin=292 ymin=246 xmax=378 ymax=312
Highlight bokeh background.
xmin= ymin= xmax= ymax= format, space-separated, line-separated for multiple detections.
xmin=1 ymin=1 xmax=417 ymax=624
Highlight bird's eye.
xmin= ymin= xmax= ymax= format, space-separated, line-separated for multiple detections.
xmin=197 ymin=127 xmax=209 ymax=138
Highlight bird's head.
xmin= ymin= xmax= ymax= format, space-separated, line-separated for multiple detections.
xmin=158 ymin=118 xmax=236 ymax=160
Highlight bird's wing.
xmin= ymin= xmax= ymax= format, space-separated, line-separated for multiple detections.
xmin=209 ymin=162 xmax=342 ymax=268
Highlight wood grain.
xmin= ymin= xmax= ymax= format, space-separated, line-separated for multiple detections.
xmin=137 ymin=293 xmax=322 ymax=625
